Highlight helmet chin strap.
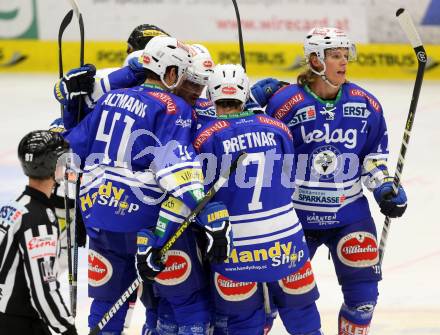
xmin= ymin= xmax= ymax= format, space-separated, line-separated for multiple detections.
xmin=161 ymin=73 xmax=185 ymax=91
xmin=310 ymin=60 xmax=340 ymax=89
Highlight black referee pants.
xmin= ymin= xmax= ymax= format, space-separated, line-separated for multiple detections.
xmin=0 ymin=313 xmax=51 ymax=335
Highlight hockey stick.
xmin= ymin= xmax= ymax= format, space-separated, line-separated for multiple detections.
xmin=63 ymin=157 xmax=79 ymax=318
xmin=64 ymin=0 xmax=85 ymax=318
xmin=67 ymin=0 xmax=85 ymax=122
xmin=378 ymin=8 xmax=427 ymax=266
xmin=58 ymin=10 xmax=74 ymax=119
xmin=89 ymin=152 xmax=247 ymax=335
xmin=57 ymin=8 xmax=77 ymax=318
xmin=231 ymin=0 xmax=246 ymax=70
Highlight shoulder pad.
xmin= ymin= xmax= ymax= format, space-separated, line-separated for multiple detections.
xmin=271 ymin=85 xmax=306 ymax=120
xmin=195 ymin=98 xmax=213 ymax=109
xmin=0 ymin=201 xmax=27 ymax=226
xmin=193 ymin=120 xmax=231 ymax=152
xmin=347 ymin=83 xmax=382 ymax=113
xmin=147 ymin=91 xmax=180 ymax=114
xmin=256 ymin=115 xmax=293 ymax=139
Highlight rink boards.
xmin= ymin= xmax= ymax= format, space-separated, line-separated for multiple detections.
xmin=1 ymin=41 xmax=440 ymax=80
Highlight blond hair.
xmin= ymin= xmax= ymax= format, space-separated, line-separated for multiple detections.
xmin=297 ymin=68 xmax=318 ymax=87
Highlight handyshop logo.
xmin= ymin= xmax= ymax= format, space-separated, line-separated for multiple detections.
xmin=0 ymin=0 xmax=38 ymax=38
xmin=225 ymin=241 xmax=305 ymax=268
xmin=79 ymin=181 xmax=140 ymax=215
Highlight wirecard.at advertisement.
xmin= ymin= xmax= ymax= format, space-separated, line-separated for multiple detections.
xmin=1 ymin=40 xmax=440 ymax=80
xmin=2 ymin=0 xmax=440 ymax=43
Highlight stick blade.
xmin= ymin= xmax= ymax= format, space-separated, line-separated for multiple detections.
xmin=396 ymin=8 xmax=423 ymax=48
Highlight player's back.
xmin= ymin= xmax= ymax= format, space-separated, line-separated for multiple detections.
xmin=194 ymin=111 xmax=310 ymax=282
xmin=66 ymin=85 xmax=195 ymax=233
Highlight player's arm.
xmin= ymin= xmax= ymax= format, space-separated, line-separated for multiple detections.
xmin=54 ymin=58 xmax=147 ymax=129
xmin=19 ymin=218 xmax=76 ymax=334
xmin=249 ymin=77 xmax=286 ymax=108
xmin=362 ymin=109 xmax=407 ymax=218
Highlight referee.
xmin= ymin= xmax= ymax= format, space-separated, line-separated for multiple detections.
xmin=0 ymin=130 xmax=77 ymax=334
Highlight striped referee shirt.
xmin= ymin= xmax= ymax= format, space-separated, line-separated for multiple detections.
xmin=0 ymin=186 xmax=74 ymax=333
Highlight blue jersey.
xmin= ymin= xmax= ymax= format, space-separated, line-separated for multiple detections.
xmin=194 ymin=98 xmax=264 ymax=131
xmin=193 ymin=98 xmax=216 ymax=131
xmin=65 ymin=84 xmax=204 ymax=233
xmin=193 ymin=111 xmax=309 ymax=282
xmin=266 ymin=82 xmax=388 ymax=230
xmin=63 ymin=65 xmax=146 ymax=129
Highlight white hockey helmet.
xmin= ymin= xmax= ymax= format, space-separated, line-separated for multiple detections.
xmin=186 ymin=44 xmax=215 ymax=86
xmin=141 ymin=36 xmax=192 ymax=89
xmin=207 ymin=64 xmax=249 ymax=104
xmin=304 ymin=27 xmax=356 ymax=63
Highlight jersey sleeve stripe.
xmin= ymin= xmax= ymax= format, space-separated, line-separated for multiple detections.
xmin=233 ymin=223 xmax=303 ymax=247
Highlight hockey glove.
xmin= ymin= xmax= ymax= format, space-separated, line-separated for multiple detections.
xmin=135 ymin=229 xmax=165 ymax=282
xmin=196 ymin=202 xmax=233 ymax=264
xmin=54 ymin=64 xmax=96 ymax=105
xmin=373 ymin=177 xmax=407 ymax=218
xmin=250 ymin=78 xmax=284 ymax=107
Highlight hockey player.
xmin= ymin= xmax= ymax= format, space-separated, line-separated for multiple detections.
xmin=193 ymin=64 xmax=322 ymax=335
xmin=64 ymin=35 xmax=232 ymax=335
xmin=253 ymin=27 xmax=408 ymax=335
xmin=53 ymin=24 xmax=169 ymax=332
xmin=54 ymin=24 xmax=170 ymax=129
xmin=0 ymin=130 xmax=76 ymax=334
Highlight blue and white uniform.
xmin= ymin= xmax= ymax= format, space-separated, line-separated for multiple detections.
xmin=266 ymin=82 xmax=386 ymax=335
xmin=65 ymin=84 xmax=209 ymax=334
xmin=194 ymin=110 xmax=321 ymax=335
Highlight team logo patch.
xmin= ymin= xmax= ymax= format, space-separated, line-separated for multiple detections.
xmin=337 ymin=231 xmax=379 ymax=267
xmin=214 ymin=272 xmax=257 ymax=301
xmin=273 ymin=92 xmax=304 ymax=120
xmin=193 ymin=120 xmax=230 ymax=151
xmin=155 ymin=250 xmax=191 ymax=286
xmin=320 ymin=105 xmax=336 ymax=120
xmin=339 ymin=316 xmax=370 ymax=335
xmin=310 ymin=145 xmax=343 ymax=181
xmin=278 ymin=259 xmax=316 ymax=295
xmin=88 ymin=250 xmax=113 ymax=287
